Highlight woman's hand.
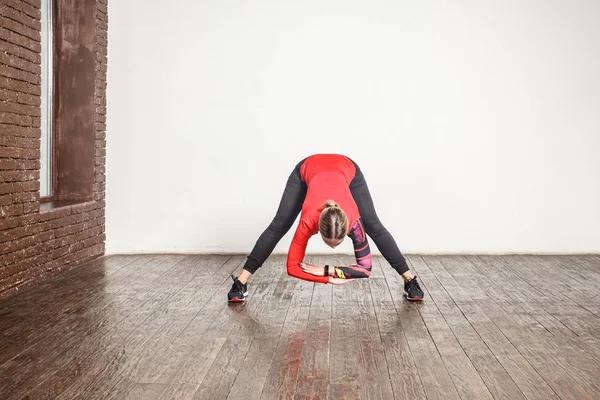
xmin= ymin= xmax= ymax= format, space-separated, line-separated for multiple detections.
xmin=327 ymin=276 xmax=354 ymax=285
xmin=299 ymin=262 xmax=325 ymax=276
xmin=299 ymin=262 xmax=354 ymax=285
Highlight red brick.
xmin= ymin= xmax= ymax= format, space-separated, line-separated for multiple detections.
xmin=97 ymin=1 xmax=107 ymax=14
xmin=0 ymin=27 xmax=40 ymax=52
xmin=22 ymin=201 xmax=37 ymax=213
xmin=0 ymin=216 xmax=20 ymax=230
xmin=0 ymin=63 xmax=40 ymax=85
xmin=0 ymin=87 xmax=18 ymax=103
xmin=92 ymin=182 xmax=105 ymax=193
xmin=18 ymin=91 xmax=40 ymax=106
xmin=0 ymin=11 xmax=39 ymax=41
xmin=95 ymin=105 xmax=106 ymax=116
xmin=20 ymin=0 xmax=41 ymax=10
xmin=0 ymin=170 xmax=37 ymax=182
xmin=0 ymin=181 xmax=40 ymax=195
xmin=0 ymin=100 xmax=40 ymax=116
xmin=1 ymin=202 xmax=24 ymax=217
xmin=0 ymin=182 xmax=19 ymax=195
xmin=0 ymin=191 xmax=37 ymax=206
xmin=0 ymin=234 xmax=34 ymax=256
xmin=0 ymin=223 xmax=38 ymax=245
xmin=0 ymin=112 xmax=34 ymax=126
xmin=0 ymin=75 xmax=40 ymax=96
xmin=96 ymin=42 xmax=107 ymax=57
xmin=0 ymin=124 xmax=39 ymax=138
xmin=94 ymin=147 xmax=106 ymax=158
xmin=0 ymin=215 xmax=98 ymax=261
xmin=0 ymin=135 xmax=39 ymax=148
xmin=94 ymin=79 xmax=106 ymax=89
xmin=0 ymin=146 xmax=39 ymax=159
xmin=70 ymin=202 xmax=98 ymax=215
xmin=0 ymin=4 xmax=40 ymax=31
xmin=0 ymin=31 xmax=41 ymax=63
xmin=93 ymin=191 xmax=105 ymax=201
xmin=1 ymin=0 xmax=41 ymax=20
xmin=38 ymin=207 xmax=71 ymax=222
xmin=0 ymin=194 xmax=12 ymax=206
xmin=96 ymin=27 xmax=107 ymax=40
xmin=0 ymin=42 xmax=39 ymax=67
xmin=95 ymin=51 xmax=107 ymax=65
xmin=0 ymin=180 xmax=39 ymax=195
xmin=95 ymin=94 xmax=106 ymax=106
xmin=0 ymin=159 xmax=39 ymax=170
xmin=0 ymin=49 xmax=40 ymax=74
xmin=0 ymin=88 xmax=41 ymax=106
xmin=97 ymin=11 xmax=107 ymax=23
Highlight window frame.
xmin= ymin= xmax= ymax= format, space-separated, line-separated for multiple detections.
xmin=39 ymin=0 xmax=58 ymax=203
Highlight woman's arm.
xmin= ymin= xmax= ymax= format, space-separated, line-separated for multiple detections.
xmin=330 ymin=218 xmax=372 ymax=279
xmin=300 ymin=218 xmax=372 ymax=280
xmin=286 ymin=221 xmax=329 ymax=284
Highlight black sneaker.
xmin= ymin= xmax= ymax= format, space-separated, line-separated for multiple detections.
xmin=404 ymin=275 xmax=424 ymax=301
xmin=228 ymin=275 xmax=248 ymax=302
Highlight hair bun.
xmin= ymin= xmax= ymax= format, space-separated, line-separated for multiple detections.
xmin=323 ymin=200 xmax=339 ymax=209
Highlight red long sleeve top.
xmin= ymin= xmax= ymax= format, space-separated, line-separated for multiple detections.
xmin=286 ymin=154 xmax=373 ymax=283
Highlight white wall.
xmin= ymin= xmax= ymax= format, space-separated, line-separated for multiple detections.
xmin=107 ymin=1 xmax=600 ymax=255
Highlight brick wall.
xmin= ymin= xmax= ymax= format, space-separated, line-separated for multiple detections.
xmin=0 ymin=0 xmax=107 ymax=299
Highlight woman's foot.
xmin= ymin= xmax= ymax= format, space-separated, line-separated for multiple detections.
xmin=227 ymin=275 xmax=248 ymax=302
xmin=404 ymin=275 xmax=424 ymax=301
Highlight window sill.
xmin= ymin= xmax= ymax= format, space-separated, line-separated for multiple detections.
xmin=40 ymin=200 xmax=95 ymax=213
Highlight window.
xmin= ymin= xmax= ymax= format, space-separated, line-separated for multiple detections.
xmin=40 ymin=0 xmax=53 ymax=199
xmin=38 ymin=0 xmax=97 ymax=204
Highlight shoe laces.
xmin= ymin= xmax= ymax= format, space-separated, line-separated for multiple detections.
xmin=408 ymin=276 xmax=422 ymax=291
xmin=230 ymin=274 xmax=244 ymax=290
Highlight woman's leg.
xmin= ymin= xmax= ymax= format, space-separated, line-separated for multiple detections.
xmin=240 ymin=158 xmax=308 ymax=282
xmin=348 ymin=160 xmax=411 ymax=277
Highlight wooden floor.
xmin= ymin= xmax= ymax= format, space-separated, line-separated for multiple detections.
xmin=1 ymin=254 xmax=600 ymax=400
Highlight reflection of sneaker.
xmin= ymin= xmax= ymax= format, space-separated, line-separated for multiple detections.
xmin=404 ymin=275 xmax=424 ymax=301
xmin=227 ymin=275 xmax=248 ymax=302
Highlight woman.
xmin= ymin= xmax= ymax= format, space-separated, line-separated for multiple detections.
xmin=228 ymin=154 xmax=424 ymax=302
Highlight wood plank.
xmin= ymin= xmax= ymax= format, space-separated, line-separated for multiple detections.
xmin=369 ymin=275 xmax=426 ymax=400
xmin=464 ymin=255 xmax=599 ymax=398
xmin=433 ymin=255 xmax=563 ymax=399
xmin=380 ymin=256 xmax=461 ymax=400
xmin=111 ymin=383 xmax=167 ymax=400
xmin=1 ymin=255 xmax=188 ymax=399
xmin=19 ymin=255 xmax=206 ymax=400
xmin=227 ymin=267 xmax=302 ymax=399
xmin=259 ymin=266 xmax=314 ymax=399
xmin=292 ymin=255 xmax=333 ymax=400
xmin=417 ymin=256 xmax=530 ymax=400
xmin=0 ymin=255 xmax=135 ymax=351
xmin=410 ymin=256 xmax=495 ymax=400
xmin=189 ymin=255 xmax=288 ymax=400
xmin=86 ymin=255 xmax=245 ymax=399
xmin=327 ymin=255 xmax=394 ymax=400
xmin=1 ymin=254 xmax=600 ymax=400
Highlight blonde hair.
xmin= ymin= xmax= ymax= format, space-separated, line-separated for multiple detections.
xmin=318 ymin=200 xmax=349 ymax=240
